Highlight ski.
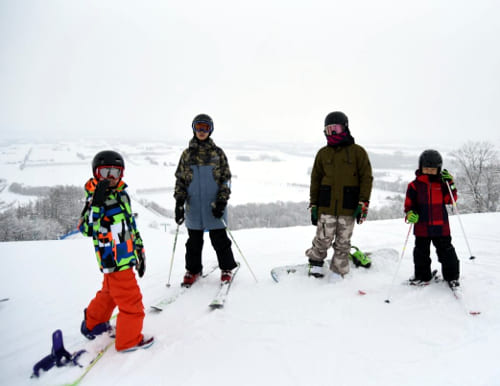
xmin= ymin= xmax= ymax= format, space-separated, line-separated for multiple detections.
xmin=150 ymin=265 xmax=218 ymax=312
xmin=403 ymin=272 xmax=480 ymax=316
xmin=68 ymin=341 xmax=114 ymax=386
xmin=404 ymin=270 xmax=439 ymax=286
xmin=209 ymin=263 xmax=240 ymax=310
xmin=447 ymin=284 xmax=481 ymax=316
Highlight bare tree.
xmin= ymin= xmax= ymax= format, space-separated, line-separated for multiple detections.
xmin=451 ymin=141 xmax=500 ymax=213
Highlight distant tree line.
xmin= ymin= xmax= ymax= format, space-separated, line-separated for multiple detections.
xmin=451 ymin=141 xmax=500 ymax=213
xmin=226 ymin=197 xmax=406 ymax=230
xmin=1 ymin=141 xmax=498 ymax=241
xmin=8 ymin=182 xmax=51 ymax=196
xmin=0 ymin=185 xmax=83 ymax=241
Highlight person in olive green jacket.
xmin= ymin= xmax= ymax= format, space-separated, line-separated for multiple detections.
xmin=305 ymin=111 xmax=373 ymax=279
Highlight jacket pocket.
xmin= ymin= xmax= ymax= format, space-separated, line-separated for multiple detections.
xmin=318 ymin=185 xmax=331 ymax=207
xmin=343 ymin=186 xmax=360 ymax=210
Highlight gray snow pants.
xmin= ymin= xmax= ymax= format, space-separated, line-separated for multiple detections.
xmin=305 ymin=214 xmax=355 ymax=275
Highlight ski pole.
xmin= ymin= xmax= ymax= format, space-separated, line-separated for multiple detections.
xmin=445 ymin=180 xmax=476 ymax=260
xmin=166 ymin=224 xmax=180 ymax=287
xmin=222 ymin=219 xmax=258 ymax=283
xmin=385 ymin=223 xmax=413 ymax=304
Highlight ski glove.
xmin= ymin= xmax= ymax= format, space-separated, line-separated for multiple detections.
xmin=212 ymin=200 xmax=227 ymax=219
xmin=441 ymin=169 xmax=453 ymax=182
xmin=135 ymin=246 xmax=146 ymax=278
xmin=310 ymin=205 xmax=318 ymax=226
xmin=175 ymin=200 xmax=185 ymax=225
xmin=405 ymin=210 xmax=419 ymax=224
xmin=353 ymin=201 xmax=369 ymax=224
xmin=92 ymin=179 xmax=110 ymax=207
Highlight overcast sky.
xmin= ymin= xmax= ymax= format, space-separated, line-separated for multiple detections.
xmin=1 ymin=0 xmax=499 ymax=147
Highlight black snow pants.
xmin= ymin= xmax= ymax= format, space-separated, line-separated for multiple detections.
xmin=413 ymin=236 xmax=460 ymax=282
xmin=185 ymin=228 xmax=237 ymax=274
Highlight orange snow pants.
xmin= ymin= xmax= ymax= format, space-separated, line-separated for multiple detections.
xmin=86 ymin=268 xmax=145 ymax=351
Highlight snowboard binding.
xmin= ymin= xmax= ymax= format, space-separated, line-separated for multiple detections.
xmin=349 ymin=246 xmax=371 ymax=268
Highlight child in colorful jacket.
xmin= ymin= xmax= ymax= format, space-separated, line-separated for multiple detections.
xmin=404 ymin=149 xmax=460 ymax=288
xmin=78 ymin=150 xmax=153 ymax=352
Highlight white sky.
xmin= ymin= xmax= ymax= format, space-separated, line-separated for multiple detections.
xmin=1 ymin=0 xmax=499 ymax=147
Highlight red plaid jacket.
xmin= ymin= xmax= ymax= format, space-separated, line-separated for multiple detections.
xmin=404 ymin=171 xmax=457 ymax=237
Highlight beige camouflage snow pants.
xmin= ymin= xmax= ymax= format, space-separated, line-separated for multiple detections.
xmin=305 ymin=214 xmax=355 ymax=275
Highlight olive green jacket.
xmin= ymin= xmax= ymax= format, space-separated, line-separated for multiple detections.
xmin=310 ymin=143 xmax=373 ymax=217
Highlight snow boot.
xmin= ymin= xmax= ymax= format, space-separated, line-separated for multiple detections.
xmin=408 ymin=270 xmax=438 ymax=286
xmin=182 ymin=271 xmax=201 ymax=287
xmin=221 ymin=269 xmax=233 ymax=283
xmin=119 ymin=335 xmax=155 ymax=353
xmin=308 ymin=264 xmax=324 ymax=278
xmin=447 ymin=279 xmax=460 ymax=289
xmin=80 ymin=309 xmax=113 ymax=340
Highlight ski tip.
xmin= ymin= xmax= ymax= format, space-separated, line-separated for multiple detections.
xmin=358 ymin=290 xmax=367 ymax=296
xmin=469 ymin=311 xmax=481 ymax=316
xmin=384 ymin=299 xmax=391 ymax=304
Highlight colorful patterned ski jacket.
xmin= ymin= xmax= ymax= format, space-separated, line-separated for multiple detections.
xmin=404 ymin=171 xmax=458 ymax=237
xmin=174 ymin=137 xmax=231 ymax=230
xmin=78 ymin=178 xmax=143 ymax=273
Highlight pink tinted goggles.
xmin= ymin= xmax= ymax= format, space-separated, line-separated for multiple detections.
xmin=324 ymin=124 xmax=344 ymax=136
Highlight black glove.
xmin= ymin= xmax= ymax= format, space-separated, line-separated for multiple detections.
xmin=310 ymin=205 xmax=318 ymax=226
xmin=92 ymin=179 xmax=110 ymax=207
xmin=135 ymin=247 xmax=146 ymax=278
xmin=212 ymin=200 xmax=227 ymax=219
xmin=175 ymin=201 xmax=185 ymax=225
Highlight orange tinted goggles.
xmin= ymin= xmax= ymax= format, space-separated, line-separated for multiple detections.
xmin=193 ymin=122 xmax=212 ymax=133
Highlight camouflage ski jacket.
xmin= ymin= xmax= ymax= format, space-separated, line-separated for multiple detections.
xmin=174 ymin=137 xmax=231 ymax=230
xmin=79 ymin=178 xmax=143 ymax=273
xmin=310 ymin=143 xmax=373 ymax=217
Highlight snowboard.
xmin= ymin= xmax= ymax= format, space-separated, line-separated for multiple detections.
xmin=270 ymin=248 xmax=398 ymax=283
xmin=271 ymin=260 xmax=332 ymax=283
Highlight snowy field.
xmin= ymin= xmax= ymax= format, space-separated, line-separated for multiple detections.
xmin=2 ymin=139 xmax=497 ymax=386
xmin=0 ymin=139 xmax=442 ymax=213
xmin=1 ymin=208 xmax=500 ymax=386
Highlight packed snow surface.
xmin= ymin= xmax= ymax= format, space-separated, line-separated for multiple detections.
xmin=1 ymin=211 xmax=500 ymax=386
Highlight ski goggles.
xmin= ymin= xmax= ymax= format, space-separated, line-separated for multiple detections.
xmin=96 ymin=166 xmax=123 ymax=179
xmin=324 ymin=124 xmax=344 ymax=136
xmin=193 ymin=122 xmax=212 ymax=133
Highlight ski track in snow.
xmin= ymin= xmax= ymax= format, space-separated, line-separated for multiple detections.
xmin=1 ymin=213 xmax=500 ymax=386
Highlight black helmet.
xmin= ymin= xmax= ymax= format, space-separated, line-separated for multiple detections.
xmin=419 ymin=149 xmax=443 ymax=170
xmin=325 ymin=111 xmax=349 ymax=129
xmin=192 ymin=113 xmax=214 ymax=135
xmin=92 ymin=150 xmax=125 ymax=178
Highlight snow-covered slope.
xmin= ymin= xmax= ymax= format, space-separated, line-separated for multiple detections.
xmin=1 ymin=212 xmax=500 ymax=386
